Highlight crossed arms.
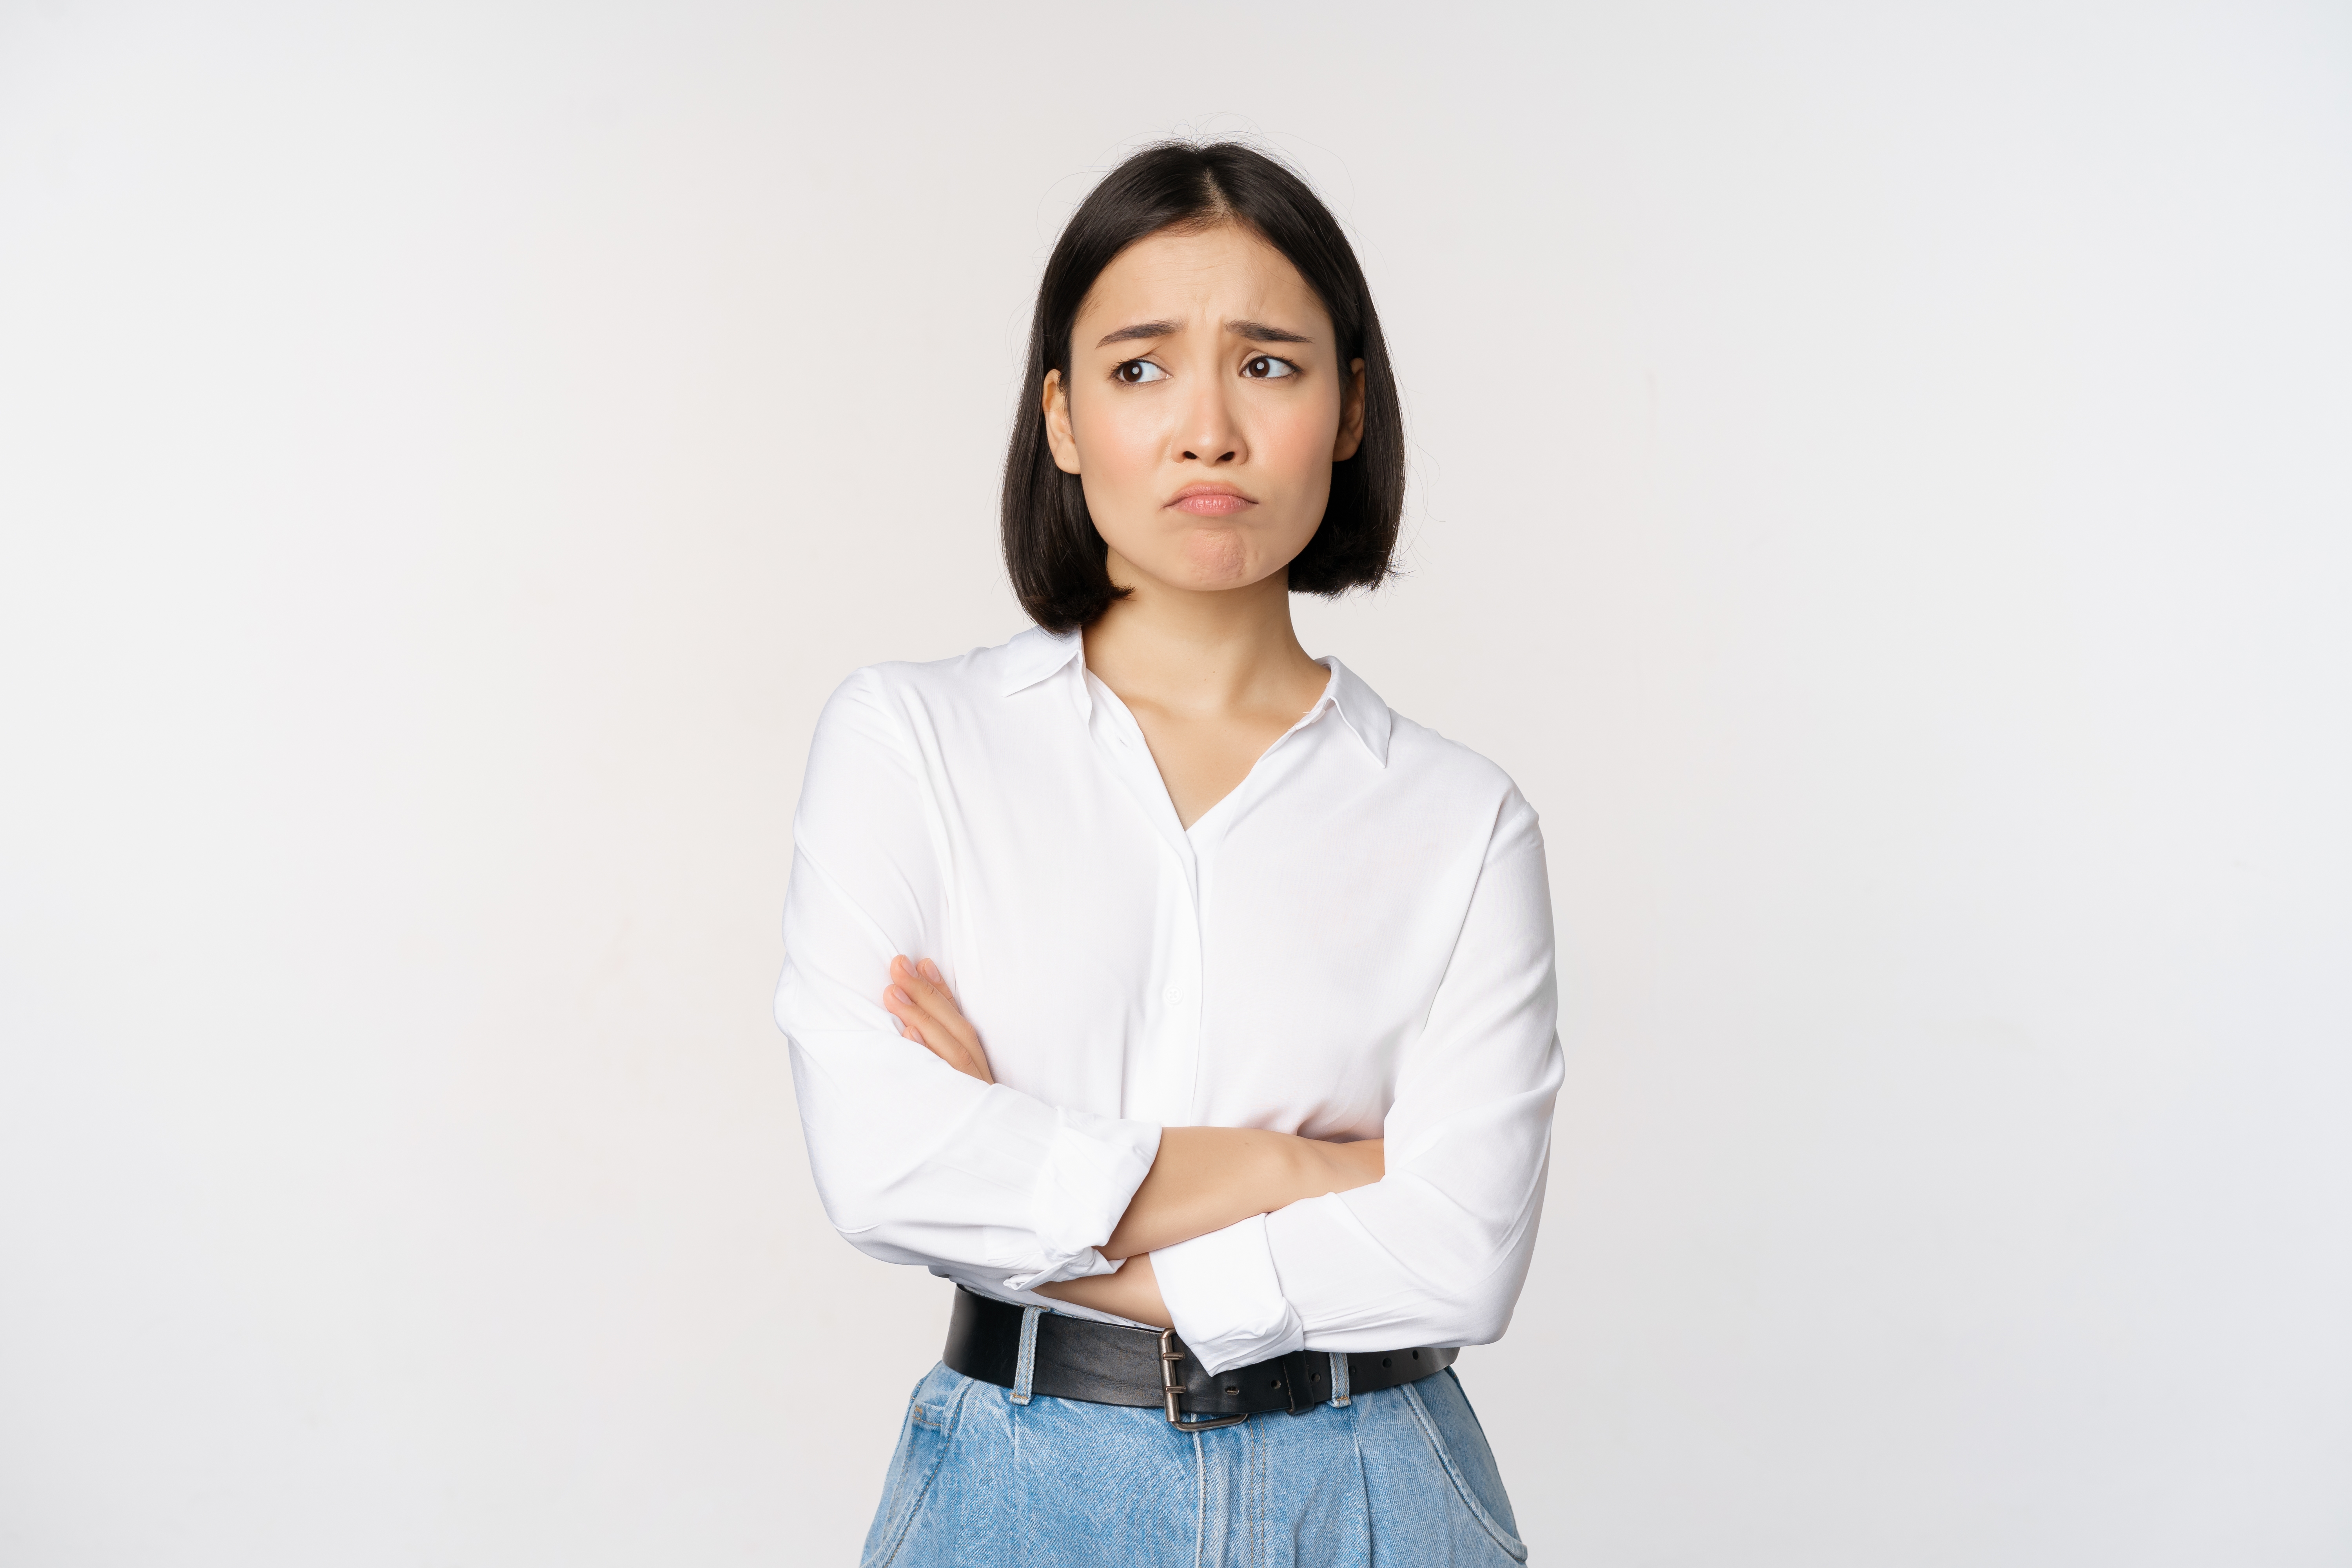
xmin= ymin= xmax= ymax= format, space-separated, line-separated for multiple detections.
xmin=881 ymin=955 xmax=1385 ymax=1328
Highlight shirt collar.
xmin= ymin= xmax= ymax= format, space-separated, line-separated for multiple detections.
xmin=995 ymin=624 xmax=1392 ymax=768
xmin=1316 ymin=657 xmax=1393 ymax=766
xmin=996 ymin=625 xmax=1087 ymax=696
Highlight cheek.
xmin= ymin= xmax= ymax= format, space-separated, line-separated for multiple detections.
xmin=1069 ymin=396 xmax=1165 ymax=546
xmin=1258 ymin=397 xmax=1340 ymax=541
xmin=1069 ymin=391 xmax=1162 ymax=490
xmin=1258 ymin=391 xmax=1342 ymax=475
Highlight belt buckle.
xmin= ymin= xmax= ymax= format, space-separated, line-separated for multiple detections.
xmin=1158 ymin=1328 xmax=1247 ymax=1431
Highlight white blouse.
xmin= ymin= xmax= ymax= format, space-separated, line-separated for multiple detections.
xmin=774 ymin=627 xmax=1563 ymax=1376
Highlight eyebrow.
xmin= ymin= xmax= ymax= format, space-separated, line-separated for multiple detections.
xmin=1091 ymin=319 xmax=1318 ymax=349
xmin=1226 ymin=319 xmax=1314 ymax=345
xmin=1095 ymin=320 xmax=1179 ymax=348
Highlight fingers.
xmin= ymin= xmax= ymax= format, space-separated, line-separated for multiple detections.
xmin=891 ymin=956 xmax=985 ymax=1056
xmin=887 ymin=957 xmax=953 ymax=1037
xmin=886 ymin=981 xmax=966 ymax=1071
xmin=894 ymin=956 xmax=964 ymax=1029
xmin=883 ymin=971 xmax=948 ymax=1049
xmin=883 ymin=956 xmax=994 ymax=1084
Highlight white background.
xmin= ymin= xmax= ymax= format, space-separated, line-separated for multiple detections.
xmin=4 ymin=2 xmax=2349 ymax=1563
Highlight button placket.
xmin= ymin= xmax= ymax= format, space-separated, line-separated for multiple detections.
xmin=1148 ymin=901 xmax=1205 ymax=1123
xmin=1079 ymin=666 xmax=1209 ymax=1125
xmin=1166 ymin=857 xmax=1209 ymax=1123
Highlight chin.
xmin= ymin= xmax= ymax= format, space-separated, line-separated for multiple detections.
xmin=1172 ymin=527 xmax=1260 ymax=588
xmin=1162 ymin=560 xmax=1270 ymax=594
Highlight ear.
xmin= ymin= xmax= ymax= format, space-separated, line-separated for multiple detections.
xmin=1332 ymin=357 xmax=1367 ymax=462
xmin=1043 ymin=369 xmax=1082 ymax=475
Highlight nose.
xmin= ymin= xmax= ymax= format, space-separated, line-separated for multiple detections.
xmin=1175 ymin=375 xmax=1245 ymax=467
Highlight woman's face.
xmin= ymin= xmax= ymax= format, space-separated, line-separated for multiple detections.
xmin=1044 ymin=222 xmax=1366 ymax=598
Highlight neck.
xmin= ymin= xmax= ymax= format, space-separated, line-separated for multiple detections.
xmin=1081 ymin=550 xmax=1324 ymax=717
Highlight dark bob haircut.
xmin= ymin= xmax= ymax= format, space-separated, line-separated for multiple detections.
xmin=1002 ymin=142 xmax=1405 ymax=633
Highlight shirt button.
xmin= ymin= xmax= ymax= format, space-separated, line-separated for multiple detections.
xmin=1163 ymin=983 xmax=1191 ymax=1007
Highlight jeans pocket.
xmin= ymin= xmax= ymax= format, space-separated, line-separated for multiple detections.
xmin=860 ymin=1363 xmax=971 ymax=1568
xmin=1399 ymin=1369 xmax=1528 ymax=1563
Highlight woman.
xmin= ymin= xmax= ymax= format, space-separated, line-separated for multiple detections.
xmin=775 ymin=142 xmax=1561 ymax=1566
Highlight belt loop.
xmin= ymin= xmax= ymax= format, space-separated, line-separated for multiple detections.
xmin=1327 ymin=1351 xmax=1351 ymax=1407
xmin=1009 ymin=1306 xmax=1044 ymax=1405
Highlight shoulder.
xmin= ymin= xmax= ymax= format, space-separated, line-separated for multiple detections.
xmin=1318 ymin=655 xmax=1538 ymax=833
xmin=797 ymin=630 xmax=1072 ymax=827
xmin=1383 ymin=710 xmax=1513 ymax=792
xmin=1378 ymin=707 xmax=1544 ymax=851
xmin=815 ymin=626 xmax=1076 ymax=739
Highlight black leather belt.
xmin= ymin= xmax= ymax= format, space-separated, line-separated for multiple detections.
xmin=943 ymin=1286 xmax=1457 ymax=1429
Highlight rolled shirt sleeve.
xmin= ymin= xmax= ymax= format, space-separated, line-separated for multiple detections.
xmin=775 ymin=670 xmax=1161 ymax=1292
xmin=1154 ymin=792 xmax=1564 ymax=1374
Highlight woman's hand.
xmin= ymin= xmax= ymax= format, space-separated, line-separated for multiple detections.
xmin=884 ymin=956 xmax=994 ymax=1085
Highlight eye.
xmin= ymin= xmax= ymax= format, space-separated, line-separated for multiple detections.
xmin=1241 ymin=355 xmax=1299 ymax=379
xmin=1114 ymin=359 xmax=1168 ymax=385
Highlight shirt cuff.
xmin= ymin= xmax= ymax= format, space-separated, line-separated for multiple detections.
xmin=1001 ymin=1109 xmax=1161 ymax=1292
xmin=1152 ymin=1213 xmax=1305 ymax=1375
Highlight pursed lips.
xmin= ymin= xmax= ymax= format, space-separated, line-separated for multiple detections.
xmin=1168 ymin=485 xmax=1255 ymax=516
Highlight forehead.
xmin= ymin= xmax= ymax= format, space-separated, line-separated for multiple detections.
xmin=1076 ymin=223 xmax=1330 ymax=336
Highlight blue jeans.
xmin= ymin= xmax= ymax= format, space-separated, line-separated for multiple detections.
xmin=861 ymin=1359 xmax=1527 ymax=1567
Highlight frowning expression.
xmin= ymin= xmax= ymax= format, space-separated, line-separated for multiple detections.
xmin=1044 ymin=222 xmax=1366 ymax=597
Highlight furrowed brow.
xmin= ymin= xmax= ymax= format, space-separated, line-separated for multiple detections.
xmin=1095 ymin=321 xmax=1180 ymax=348
xmin=1227 ymin=320 xmax=1314 ymax=345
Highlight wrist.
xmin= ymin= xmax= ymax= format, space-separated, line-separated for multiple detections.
xmin=1290 ymin=1134 xmax=1346 ymax=1200
xmin=1295 ymin=1134 xmax=1381 ymax=1199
